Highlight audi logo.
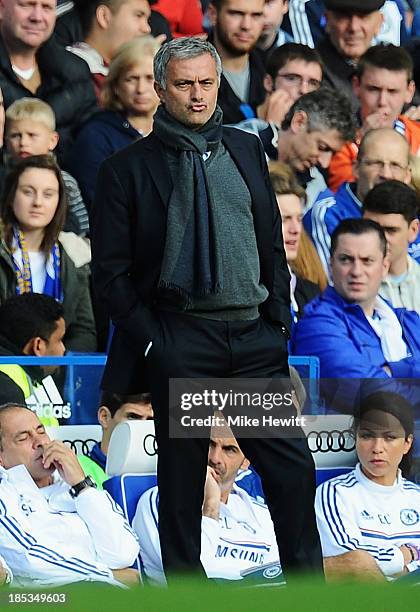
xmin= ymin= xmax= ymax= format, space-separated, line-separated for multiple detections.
xmin=143 ymin=433 xmax=158 ymax=456
xmin=63 ymin=438 xmax=99 ymax=456
xmin=307 ymin=429 xmax=355 ymax=453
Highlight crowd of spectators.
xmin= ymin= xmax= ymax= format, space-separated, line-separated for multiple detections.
xmin=0 ymin=0 xmax=419 ymax=590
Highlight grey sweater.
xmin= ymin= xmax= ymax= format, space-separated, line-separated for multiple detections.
xmin=165 ymin=141 xmax=268 ymax=320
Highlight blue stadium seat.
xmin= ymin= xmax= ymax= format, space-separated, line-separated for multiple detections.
xmin=236 ymin=465 xmax=353 ymax=500
xmin=103 ymin=474 xmax=157 ymax=576
xmin=103 ymin=474 xmax=157 ymax=524
xmin=103 ymin=467 xmax=353 ymax=527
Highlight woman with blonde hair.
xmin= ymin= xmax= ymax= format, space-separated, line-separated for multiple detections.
xmin=269 ymin=161 xmax=327 ymax=326
xmin=66 ymin=36 xmax=161 ymax=209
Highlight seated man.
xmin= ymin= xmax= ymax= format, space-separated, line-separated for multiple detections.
xmin=207 ymin=0 xmax=266 ymax=124
xmin=236 ymin=87 xmax=355 ymax=209
xmin=316 ymin=0 xmax=385 ymax=104
xmin=79 ymin=391 xmax=153 ymax=486
xmin=67 ymin=0 xmax=152 ymax=101
xmin=55 ymin=0 xmax=171 ymax=47
xmin=0 ymin=0 xmax=97 ymax=160
xmin=237 ymin=43 xmax=323 ymax=140
xmin=274 ymin=88 xmax=355 ymax=209
xmin=292 ymin=218 xmax=420 ymax=408
xmin=283 ymin=0 xmax=404 ymax=49
xmin=133 ymin=414 xmax=282 ymax=584
xmin=363 ymin=180 xmax=420 ymax=314
xmin=234 ymin=49 xmax=333 ymax=210
xmin=328 ymin=44 xmax=420 ymax=192
xmin=0 ymin=294 xmax=66 ymax=423
xmin=0 ymin=403 xmax=139 ymax=587
xmin=303 ymin=127 xmax=419 ymax=275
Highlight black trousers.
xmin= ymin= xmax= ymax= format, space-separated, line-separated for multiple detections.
xmin=147 ymin=311 xmax=323 ymax=580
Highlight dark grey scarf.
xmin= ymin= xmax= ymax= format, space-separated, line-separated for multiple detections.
xmin=154 ymin=104 xmax=224 ymax=307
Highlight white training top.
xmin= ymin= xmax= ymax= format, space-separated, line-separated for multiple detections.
xmin=315 ymin=463 xmax=420 ymax=577
xmin=133 ymin=483 xmax=280 ymax=584
xmin=0 ymin=465 xmax=139 ymax=587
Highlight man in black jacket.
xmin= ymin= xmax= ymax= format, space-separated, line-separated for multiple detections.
xmin=316 ymin=0 xmax=384 ymax=105
xmin=207 ymin=0 xmax=267 ymax=124
xmin=92 ymin=36 xmax=322 ymax=582
xmin=0 ymin=0 xmax=97 ymax=159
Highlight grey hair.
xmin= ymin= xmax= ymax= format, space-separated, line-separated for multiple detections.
xmin=281 ymin=87 xmax=356 ymax=143
xmin=153 ymin=37 xmax=222 ymax=90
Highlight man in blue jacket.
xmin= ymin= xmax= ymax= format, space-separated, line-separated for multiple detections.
xmin=292 ymin=217 xmax=420 ymax=410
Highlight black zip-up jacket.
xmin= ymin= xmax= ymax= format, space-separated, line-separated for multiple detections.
xmin=213 ymin=46 xmax=266 ymax=125
xmin=0 ymin=33 xmax=98 ymax=162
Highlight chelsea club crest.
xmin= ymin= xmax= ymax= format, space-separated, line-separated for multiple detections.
xmin=400 ymin=509 xmax=419 ymax=526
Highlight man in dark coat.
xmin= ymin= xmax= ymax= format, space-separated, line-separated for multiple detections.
xmin=316 ymin=0 xmax=384 ymax=105
xmin=207 ymin=0 xmax=267 ymax=124
xmin=0 ymin=0 xmax=97 ymax=159
xmin=91 ymin=36 xmax=322 ymax=582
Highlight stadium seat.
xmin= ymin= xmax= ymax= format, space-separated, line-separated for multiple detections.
xmin=302 ymin=415 xmax=357 ymax=468
xmin=103 ymin=417 xmax=357 ymax=521
xmin=106 ymin=420 xmax=157 ymax=476
xmin=47 ymin=424 xmax=102 ymax=455
xmin=315 ymin=467 xmax=352 ymax=486
xmin=103 ymin=473 xmax=157 ymax=524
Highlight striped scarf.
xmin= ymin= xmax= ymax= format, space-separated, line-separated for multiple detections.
xmin=12 ymin=228 xmax=62 ymax=300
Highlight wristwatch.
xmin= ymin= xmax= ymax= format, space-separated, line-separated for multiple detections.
xmin=69 ymin=475 xmax=97 ymax=498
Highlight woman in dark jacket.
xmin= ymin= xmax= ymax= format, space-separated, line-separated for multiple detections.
xmin=66 ymin=36 xmax=161 ymax=210
xmin=0 ymin=155 xmax=96 ymax=353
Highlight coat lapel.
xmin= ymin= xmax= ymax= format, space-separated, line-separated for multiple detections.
xmin=222 ymin=129 xmax=264 ymax=208
xmin=223 ymin=128 xmax=273 ymax=243
xmin=142 ymin=133 xmax=173 ymax=210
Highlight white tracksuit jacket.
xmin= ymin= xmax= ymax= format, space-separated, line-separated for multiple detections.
xmin=0 ymin=465 xmax=139 ymax=587
xmin=133 ymin=483 xmax=280 ymax=584
xmin=315 ymin=463 xmax=420 ymax=577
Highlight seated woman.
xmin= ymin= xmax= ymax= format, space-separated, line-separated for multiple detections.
xmin=269 ymin=161 xmax=326 ymax=326
xmin=315 ymin=391 xmax=420 ymax=582
xmin=292 ymin=229 xmax=327 ymax=293
xmin=66 ymin=35 xmax=161 ymax=209
xmin=0 ymin=155 xmax=96 ymax=352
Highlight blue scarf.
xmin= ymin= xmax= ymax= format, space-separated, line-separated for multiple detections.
xmin=153 ymin=105 xmax=224 ymax=307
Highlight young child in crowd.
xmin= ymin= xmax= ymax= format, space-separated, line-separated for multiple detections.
xmin=4 ymin=98 xmax=89 ymax=236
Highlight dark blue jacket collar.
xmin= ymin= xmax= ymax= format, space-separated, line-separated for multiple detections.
xmin=89 ymin=442 xmax=107 ymax=471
